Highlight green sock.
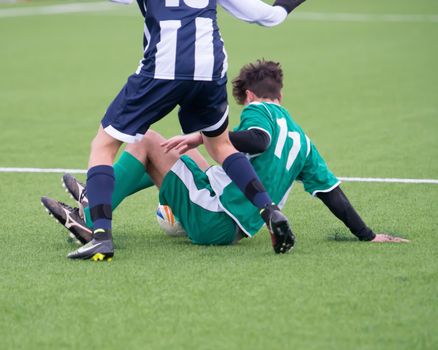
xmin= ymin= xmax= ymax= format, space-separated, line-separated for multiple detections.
xmin=84 ymin=151 xmax=154 ymax=228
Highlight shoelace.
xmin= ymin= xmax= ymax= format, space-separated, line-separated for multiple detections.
xmin=59 ymin=201 xmax=81 ymax=216
xmin=79 ymin=188 xmax=88 ymax=205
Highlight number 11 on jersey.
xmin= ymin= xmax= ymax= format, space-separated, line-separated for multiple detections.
xmin=274 ymin=118 xmax=301 ymax=171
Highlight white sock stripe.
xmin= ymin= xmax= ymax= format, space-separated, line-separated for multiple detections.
xmin=0 ymin=167 xmax=437 ymax=184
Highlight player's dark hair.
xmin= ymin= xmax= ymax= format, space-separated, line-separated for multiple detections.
xmin=232 ymin=59 xmax=283 ymax=105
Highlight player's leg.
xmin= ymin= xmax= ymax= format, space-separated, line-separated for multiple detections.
xmin=78 ymin=132 xmax=208 ymax=228
xmin=128 ymin=130 xmax=209 ymax=188
xmin=159 ymin=155 xmax=238 ymax=245
xmin=202 ymin=129 xmax=273 ymax=209
xmin=52 ymin=130 xmax=209 ymax=245
xmin=179 ymin=79 xmax=294 ymax=253
xmin=79 ymin=149 xmax=155 ymax=228
xmin=66 ymin=126 xmax=122 ymax=260
xmin=86 ymin=125 xmax=122 ymax=230
xmin=68 ymin=75 xmax=181 ymax=260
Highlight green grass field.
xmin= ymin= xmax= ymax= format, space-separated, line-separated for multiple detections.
xmin=0 ymin=1 xmax=437 ymax=349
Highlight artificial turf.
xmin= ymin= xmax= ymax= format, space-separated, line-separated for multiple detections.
xmin=0 ymin=1 xmax=437 ymax=349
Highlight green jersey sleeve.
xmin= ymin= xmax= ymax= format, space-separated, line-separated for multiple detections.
xmin=233 ymin=103 xmax=275 ymax=142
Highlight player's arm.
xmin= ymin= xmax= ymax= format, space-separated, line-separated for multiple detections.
xmin=229 ymin=129 xmax=270 ymax=154
xmin=317 ymin=187 xmax=409 ymax=243
xmin=162 ymin=129 xmax=270 ymax=155
xmin=218 ymin=0 xmax=306 ymax=27
xmin=317 ymin=187 xmax=376 ymax=241
xmin=273 ymin=0 xmax=306 ymax=14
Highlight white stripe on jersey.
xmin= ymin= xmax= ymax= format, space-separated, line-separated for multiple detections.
xmin=305 ymin=135 xmax=311 ymax=157
xmin=220 ymin=35 xmax=228 ymax=78
xmin=144 ymin=22 xmax=151 ymax=51
xmin=136 ymin=21 xmax=151 ymax=74
xmin=194 ymin=17 xmax=214 ymax=81
xmin=154 ymin=20 xmax=181 ymax=79
xmin=165 ymin=0 xmax=179 ymax=6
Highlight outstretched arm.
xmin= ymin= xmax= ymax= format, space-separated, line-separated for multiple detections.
xmin=317 ymin=187 xmax=409 ymax=243
xmin=162 ymin=129 xmax=270 ymax=155
xmin=218 ymin=0 xmax=306 ymax=27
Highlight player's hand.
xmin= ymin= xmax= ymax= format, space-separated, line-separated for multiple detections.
xmin=161 ymin=133 xmax=203 ymax=154
xmin=273 ymin=0 xmax=306 ymax=14
xmin=371 ymin=233 xmax=410 ymax=243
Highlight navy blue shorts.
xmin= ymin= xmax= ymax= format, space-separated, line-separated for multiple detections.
xmin=101 ymin=73 xmax=229 ymax=143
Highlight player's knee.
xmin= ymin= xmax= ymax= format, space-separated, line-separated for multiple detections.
xmin=90 ymin=131 xmax=121 ymax=155
xmin=202 ymin=130 xmax=234 ymax=164
xmin=125 ymin=136 xmax=149 ymax=161
xmin=141 ymin=130 xmax=161 ymax=150
xmin=144 ymin=130 xmax=161 ymax=144
xmin=204 ymin=140 xmax=235 ymax=164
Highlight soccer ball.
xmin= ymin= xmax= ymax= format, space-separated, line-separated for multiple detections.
xmin=156 ymin=204 xmax=187 ymax=237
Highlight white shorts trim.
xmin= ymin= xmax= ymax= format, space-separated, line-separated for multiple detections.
xmin=103 ymin=125 xmax=144 ymax=144
xmin=199 ymin=105 xmax=229 ymax=133
xmin=311 ymin=181 xmax=341 ymax=197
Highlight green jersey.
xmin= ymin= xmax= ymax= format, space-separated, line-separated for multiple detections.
xmin=160 ymin=102 xmax=339 ymax=243
xmin=206 ymin=102 xmax=338 ymax=236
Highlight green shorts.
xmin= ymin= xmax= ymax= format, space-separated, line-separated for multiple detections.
xmin=159 ymin=156 xmax=237 ymax=245
xmin=297 ymin=143 xmax=340 ymax=196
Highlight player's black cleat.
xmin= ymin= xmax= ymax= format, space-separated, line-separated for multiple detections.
xmin=41 ymin=196 xmax=92 ymax=245
xmin=62 ymin=173 xmax=88 ymax=218
xmin=261 ymin=204 xmax=295 ymax=254
xmin=67 ymin=229 xmax=114 ymax=261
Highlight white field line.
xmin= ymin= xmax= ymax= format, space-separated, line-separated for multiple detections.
xmin=0 ymin=167 xmax=87 ymax=174
xmin=337 ymin=177 xmax=438 ymax=185
xmin=0 ymin=2 xmax=438 ymax=23
xmin=292 ymin=12 xmax=438 ymax=23
xmin=0 ymin=167 xmax=437 ymax=184
xmin=0 ymin=1 xmax=117 ymax=18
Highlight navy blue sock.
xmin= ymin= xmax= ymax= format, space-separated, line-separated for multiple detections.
xmin=86 ymin=165 xmax=115 ymax=231
xmin=222 ymin=152 xmax=272 ymax=209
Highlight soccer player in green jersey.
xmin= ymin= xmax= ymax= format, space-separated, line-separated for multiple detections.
xmin=42 ymin=60 xmax=408 ymax=254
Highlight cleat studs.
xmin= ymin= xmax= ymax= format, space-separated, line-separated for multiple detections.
xmin=91 ymin=253 xmax=105 ymax=261
xmin=90 ymin=253 xmax=112 ymax=262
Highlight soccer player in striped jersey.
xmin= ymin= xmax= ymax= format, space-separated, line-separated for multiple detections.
xmin=42 ymin=60 xmax=408 ymax=254
xmin=71 ymin=0 xmax=308 ymax=260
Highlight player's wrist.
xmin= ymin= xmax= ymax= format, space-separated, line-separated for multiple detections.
xmin=358 ymin=229 xmax=376 ymax=241
xmin=196 ymin=132 xmax=203 ymax=145
xmin=273 ymin=0 xmax=306 ymax=14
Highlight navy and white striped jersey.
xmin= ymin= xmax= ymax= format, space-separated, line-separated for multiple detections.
xmin=134 ymin=0 xmax=287 ymax=81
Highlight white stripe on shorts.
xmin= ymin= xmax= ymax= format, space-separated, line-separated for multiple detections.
xmin=171 ymin=159 xmax=224 ymax=212
xmin=200 ymin=105 xmax=229 ymax=133
xmin=104 ymin=125 xmax=144 ymax=143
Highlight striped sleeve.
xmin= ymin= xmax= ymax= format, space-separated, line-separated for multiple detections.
xmin=218 ymin=0 xmax=288 ymax=27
